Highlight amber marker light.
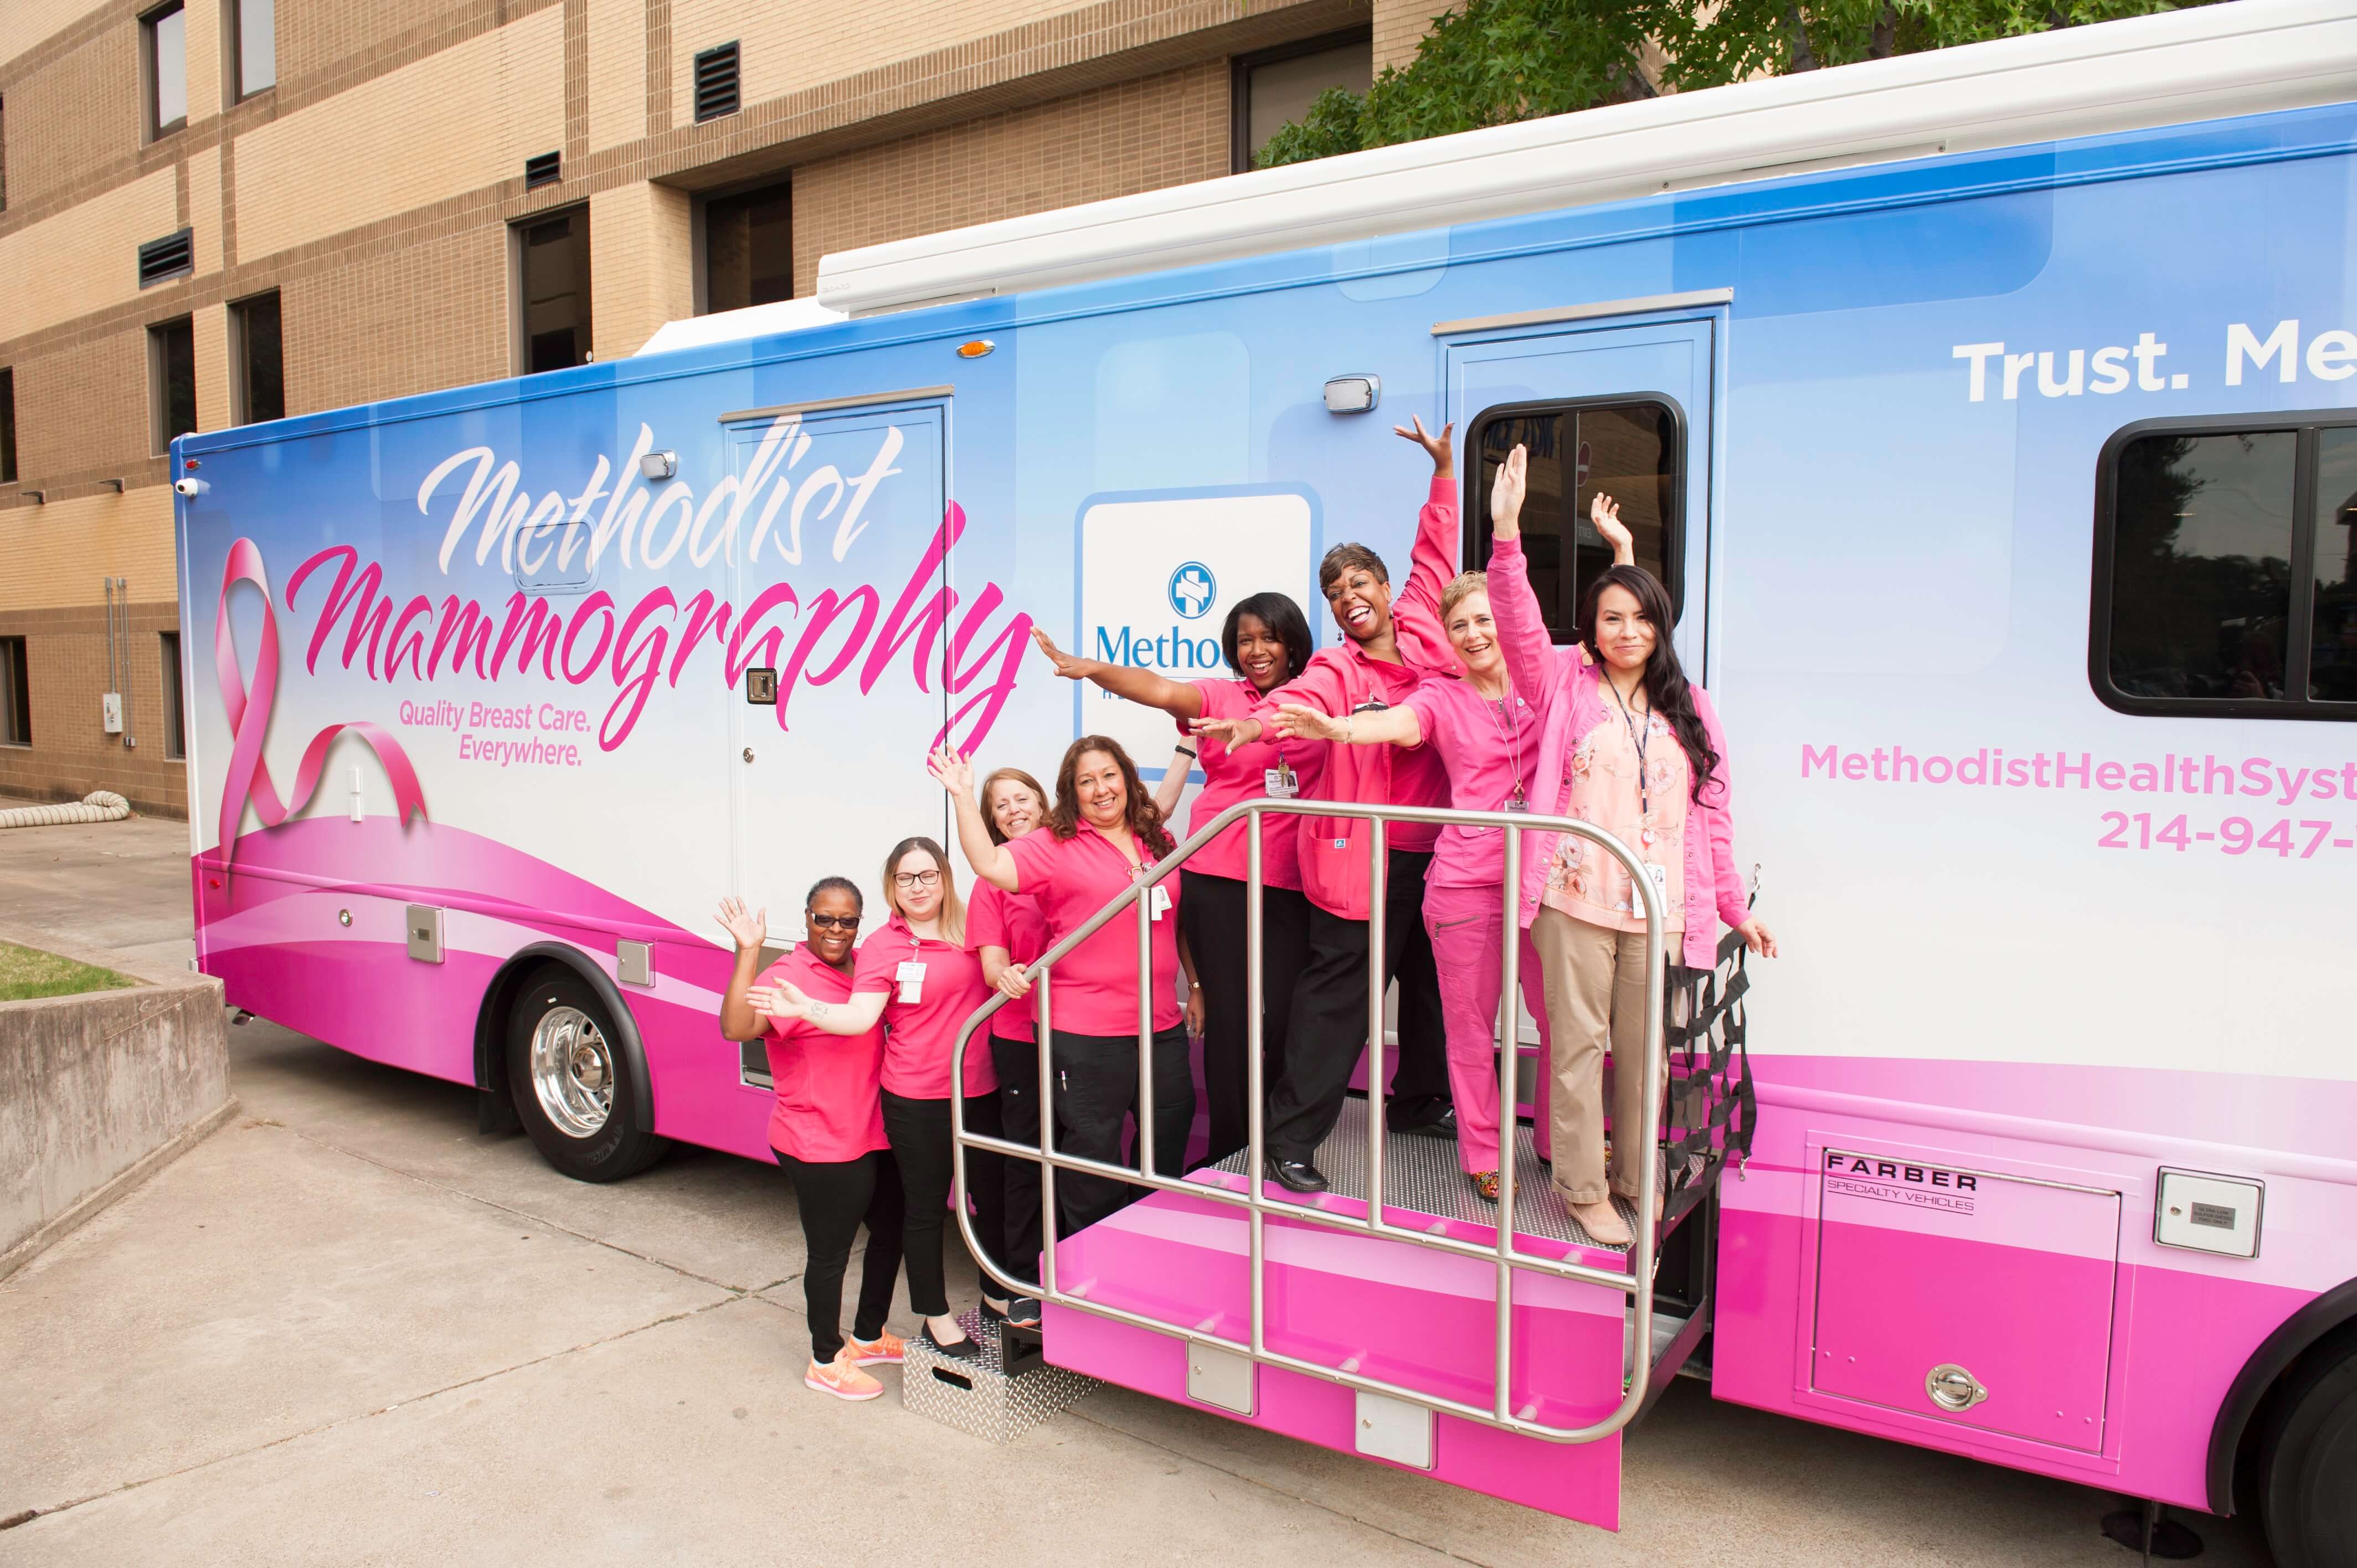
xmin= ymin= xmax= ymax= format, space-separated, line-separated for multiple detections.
xmin=956 ymin=339 xmax=996 ymax=359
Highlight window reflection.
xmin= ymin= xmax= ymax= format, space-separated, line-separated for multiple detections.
xmin=1473 ymin=402 xmax=1676 ymax=642
xmin=2312 ymin=429 xmax=2357 ymax=702
xmin=2107 ymin=431 xmax=2296 ymax=702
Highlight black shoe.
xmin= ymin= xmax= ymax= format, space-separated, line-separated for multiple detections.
xmin=979 ymin=1296 xmax=1008 ymax=1325
xmin=1392 ymin=1105 xmax=1458 ymax=1141
xmin=1006 ymin=1297 xmax=1043 ymax=1329
xmin=920 ymin=1321 xmax=980 ymax=1359
xmin=1265 ymin=1157 xmax=1329 ymax=1194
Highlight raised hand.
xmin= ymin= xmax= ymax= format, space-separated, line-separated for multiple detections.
xmin=1030 ymin=626 xmax=1090 ymax=681
xmin=1490 ymin=444 xmax=1529 ymax=540
xmin=994 ymin=966 xmax=1033 ymax=1002
xmin=715 ymin=896 xmax=768 ymax=953
xmin=927 ymin=743 xmax=975 ymax=798
xmin=1590 ymin=490 xmax=1634 ymax=564
xmin=1268 ymin=703 xmax=1346 ymax=742
xmin=1393 ymin=414 xmax=1455 ymax=477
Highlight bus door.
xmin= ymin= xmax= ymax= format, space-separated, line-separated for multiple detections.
xmin=1440 ymin=297 xmax=1725 ymax=1112
xmin=723 ymin=395 xmax=952 ymax=976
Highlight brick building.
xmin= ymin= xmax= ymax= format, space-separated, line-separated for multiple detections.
xmin=0 ymin=0 xmax=1444 ymax=817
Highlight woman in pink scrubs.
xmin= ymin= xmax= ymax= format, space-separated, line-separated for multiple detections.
xmin=1028 ymin=595 xmax=1320 ymax=1165
xmin=761 ymin=838 xmax=1005 ymax=1359
xmin=965 ymin=767 xmax=1052 ymax=1325
xmin=934 ymin=736 xmax=1205 ymax=1235
xmin=719 ymin=880 xmax=904 ymax=1400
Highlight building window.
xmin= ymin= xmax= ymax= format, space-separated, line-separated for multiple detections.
xmin=702 ymin=180 xmax=792 ymax=313
xmin=160 ymin=631 xmax=186 ymax=759
xmin=2094 ymin=417 xmax=2357 ymax=716
xmin=0 ymin=637 xmax=28 ymax=747
xmin=150 ymin=316 xmax=197 ymax=452
xmin=144 ymin=2 xmax=188 ymax=138
xmin=516 ymin=208 xmax=591 ymax=374
xmin=230 ymin=0 xmax=274 ymax=98
xmin=1232 ymin=29 xmax=1372 ymax=173
xmin=231 ymin=291 xmax=284 ymax=424
xmin=0 ymin=367 xmax=15 ymax=485
xmin=1466 ymin=397 xmax=1684 ymax=643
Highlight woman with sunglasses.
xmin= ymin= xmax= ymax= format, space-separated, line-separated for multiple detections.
xmin=965 ymin=767 xmax=1052 ymax=1327
xmin=718 ymin=882 xmax=904 ymax=1400
xmin=759 ymin=838 xmax=1007 ymax=1358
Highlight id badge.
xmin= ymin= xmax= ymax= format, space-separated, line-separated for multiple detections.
xmin=1264 ymin=762 xmax=1298 ymax=800
xmin=1504 ymin=788 xmax=1529 ymax=814
xmin=894 ymin=959 xmax=927 ymax=1004
xmin=1147 ymin=884 xmax=1172 ymax=922
xmin=1641 ymin=863 xmax=1669 ymax=908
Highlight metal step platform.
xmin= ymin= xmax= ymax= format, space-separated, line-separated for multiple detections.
xmin=901 ymin=1308 xmax=1100 ymax=1445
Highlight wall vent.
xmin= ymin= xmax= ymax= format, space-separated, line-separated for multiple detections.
xmin=694 ymin=42 xmax=740 ymax=123
xmin=523 ymin=151 xmax=560 ymax=190
xmin=137 ymin=229 xmax=193 ymax=287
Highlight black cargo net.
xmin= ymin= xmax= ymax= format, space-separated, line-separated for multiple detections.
xmin=1655 ymin=927 xmax=1754 ymax=1228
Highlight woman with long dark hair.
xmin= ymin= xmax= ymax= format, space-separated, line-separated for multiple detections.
xmin=1488 ymin=443 xmax=1777 ymax=1247
xmin=759 ymin=837 xmax=1008 ymax=1357
xmin=1028 ymin=594 xmax=1321 ymax=1166
xmin=934 ymin=736 xmax=1202 ymax=1234
xmin=718 ymin=880 xmax=904 ymax=1400
xmin=965 ymin=766 xmax=1052 ymax=1326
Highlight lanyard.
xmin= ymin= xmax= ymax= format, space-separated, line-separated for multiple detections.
xmin=1607 ymin=675 xmax=1653 ymax=836
xmin=1479 ymin=684 xmax=1525 ymax=811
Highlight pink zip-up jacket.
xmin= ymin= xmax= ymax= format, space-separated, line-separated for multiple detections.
xmin=1249 ymin=474 xmax=1463 ymax=922
xmin=1489 ymin=534 xmax=1749 ymax=971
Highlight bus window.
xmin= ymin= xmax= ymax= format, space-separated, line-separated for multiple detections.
xmin=1468 ymin=399 xmax=1680 ymax=643
xmin=2094 ymin=417 xmax=2357 ymax=720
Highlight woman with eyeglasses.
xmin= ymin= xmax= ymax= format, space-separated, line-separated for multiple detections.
xmin=965 ymin=766 xmax=1052 ymax=1327
xmin=718 ymin=881 xmax=905 ymax=1400
xmin=759 ymin=838 xmax=1006 ymax=1358
xmin=933 ymin=737 xmax=1202 ymax=1236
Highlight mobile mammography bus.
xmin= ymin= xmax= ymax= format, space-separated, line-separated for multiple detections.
xmin=178 ymin=4 xmax=2356 ymax=1560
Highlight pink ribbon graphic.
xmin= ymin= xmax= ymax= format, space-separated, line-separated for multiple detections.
xmin=216 ymin=537 xmax=426 ymax=870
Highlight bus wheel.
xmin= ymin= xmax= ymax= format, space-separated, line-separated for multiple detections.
xmin=505 ymin=967 xmax=668 ymax=1183
xmin=2256 ymin=1335 xmax=2357 ymax=1568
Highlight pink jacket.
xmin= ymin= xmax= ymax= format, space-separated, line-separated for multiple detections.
xmin=1249 ymin=475 xmax=1463 ymax=921
xmin=1489 ymin=535 xmax=1749 ymax=971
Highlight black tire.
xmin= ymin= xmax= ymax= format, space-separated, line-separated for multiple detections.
xmin=2256 ymin=1336 xmax=2357 ymax=1568
xmin=505 ymin=966 xmax=668 ymax=1183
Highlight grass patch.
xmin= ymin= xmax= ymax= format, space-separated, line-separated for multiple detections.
xmin=0 ymin=941 xmax=140 ymax=1001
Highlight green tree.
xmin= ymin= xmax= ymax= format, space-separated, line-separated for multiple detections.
xmin=1254 ymin=0 xmax=2222 ymax=169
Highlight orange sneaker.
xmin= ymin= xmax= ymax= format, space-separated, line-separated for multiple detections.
xmin=845 ymin=1328 xmax=905 ymax=1366
xmin=805 ymin=1349 xmax=884 ymax=1401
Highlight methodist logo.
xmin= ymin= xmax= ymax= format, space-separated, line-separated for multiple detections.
xmin=1167 ymin=561 xmax=1216 ymax=620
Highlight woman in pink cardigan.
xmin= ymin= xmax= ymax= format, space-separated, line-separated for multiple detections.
xmin=1486 ymin=443 xmax=1778 ymax=1246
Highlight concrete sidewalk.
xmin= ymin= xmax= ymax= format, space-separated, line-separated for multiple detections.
xmin=0 ymin=806 xmax=2268 ymax=1566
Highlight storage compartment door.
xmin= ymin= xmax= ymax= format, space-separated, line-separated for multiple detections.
xmin=1810 ymin=1151 xmax=2118 ymax=1452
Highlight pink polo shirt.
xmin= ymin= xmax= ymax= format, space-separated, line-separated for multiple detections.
xmin=1179 ymin=677 xmax=1325 ymax=889
xmin=757 ymin=944 xmax=889 ymax=1163
xmin=852 ymin=913 xmax=998 ymax=1100
xmin=966 ymin=875 xmax=1049 ymax=1041
xmin=1402 ymin=675 xmax=1547 ymax=890
xmin=1003 ymin=826 xmax=1185 ymax=1036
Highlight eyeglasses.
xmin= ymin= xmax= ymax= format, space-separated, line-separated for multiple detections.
xmin=805 ymin=912 xmax=861 ymax=932
xmin=892 ymin=870 xmax=941 ymax=890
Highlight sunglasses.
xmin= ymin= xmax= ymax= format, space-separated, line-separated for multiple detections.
xmin=805 ymin=912 xmax=861 ymax=932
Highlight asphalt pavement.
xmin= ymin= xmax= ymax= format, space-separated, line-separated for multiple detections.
xmin=0 ymin=801 xmax=2271 ymax=1566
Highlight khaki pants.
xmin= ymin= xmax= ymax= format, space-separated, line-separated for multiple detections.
xmin=1531 ymin=906 xmax=1658 ymax=1205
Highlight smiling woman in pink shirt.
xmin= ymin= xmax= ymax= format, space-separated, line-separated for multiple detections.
xmin=1028 ymin=592 xmax=1320 ymax=1168
xmin=760 ymin=836 xmax=1005 ymax=1359
xmin=935 ymin=736 xmax=1203 ymax=1239
xmin=718 ymin=880 xmax=903 ymax=1401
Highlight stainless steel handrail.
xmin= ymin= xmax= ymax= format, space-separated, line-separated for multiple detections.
xmin=946 ymin=795 xmax=1666 ymax=1446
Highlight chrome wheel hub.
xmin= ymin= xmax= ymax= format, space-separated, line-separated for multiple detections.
xmin=529 ymin=1005 xmax=613 ymax=1138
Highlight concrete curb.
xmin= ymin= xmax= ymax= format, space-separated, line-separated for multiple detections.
xmin=0 ymin=1096 xmax=240 ymax=1285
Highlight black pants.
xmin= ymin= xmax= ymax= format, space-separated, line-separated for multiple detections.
xmin=1181 ymin=871 xmax=1313 ymax=1168
xmin=772 ymin=1147 xmax=904 ymax=1363
xmin=991 ymin=1031 xmax=1044 ymax=1295
xmin=880 ymin=1088 xmax=1006 ymax=1319
xmin=1265 ymin=848 xmax=1453 ymax=1164
xmin=1049 ymin=1026 xmax=1194 ymax=1235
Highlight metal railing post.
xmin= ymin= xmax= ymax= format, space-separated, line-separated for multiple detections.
xmin=1364 ymin=815 xmax=1387 ymax=1226
xmin=1246 ymin=821 xmax=1268 ymax=1359
xmin=1136 ymin=891 xmax=1156 ymax=1183
xmin=1039 ymin=967 xmax=1059 ymax=1299
xmin=1494 ymin=823 xmax=1521 ymax=1421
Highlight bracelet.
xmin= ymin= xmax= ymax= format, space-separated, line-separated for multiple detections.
xmin=1174 ymin=744 xmax=1197 ymax=759
xmin=1190 ymin=981 xmax=1202 ymax=989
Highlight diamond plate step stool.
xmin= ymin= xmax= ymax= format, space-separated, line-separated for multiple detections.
xmin=902 ymin=1309 xmax=1099 ymax=1443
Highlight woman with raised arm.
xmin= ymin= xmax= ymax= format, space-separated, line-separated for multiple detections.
xmin=1484 ymin=443 xmax=1778 ymax=1247
xmin=1030 ymin=594 xmax=1321 ymax=1167
xmin=757 ymin=838 xmax=1007 ymax=1358
xmin=1265 ymin=510 xmax=1634 ymax=1203
xmin=965 ymin=767 xmax=1052 ymax=1328
xmin=718 ymin=883 xmax=904 ymax=1401
xmin=934 ymin=737 xmax=1203 ymax=1235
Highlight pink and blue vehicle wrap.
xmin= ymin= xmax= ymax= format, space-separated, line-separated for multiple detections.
xmin=178 ymin=98 xmax=2357 ymax=1524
